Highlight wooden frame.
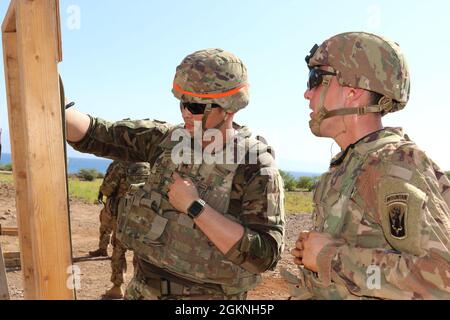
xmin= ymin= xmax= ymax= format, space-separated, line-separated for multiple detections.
xmin=0 ymin=225 xmax=19 ymax=237
xmin=2 ymin=0 xmax=74 ymax=300
xmin=0 ymin=244 xmax=10 ymax=300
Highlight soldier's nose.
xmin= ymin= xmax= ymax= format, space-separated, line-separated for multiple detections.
xmin=304 ymin=89 xmax=312 ymax=100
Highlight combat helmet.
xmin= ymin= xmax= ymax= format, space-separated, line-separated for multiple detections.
xmin=172 ymin=49 xmax=249 ymax=129
xmin=306 ymin=32 xmax=411 ymax=136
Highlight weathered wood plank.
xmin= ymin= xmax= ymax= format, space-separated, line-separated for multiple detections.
xmin=0 ymin=245 xmax=10 ymax=300
xmin=2 ymin=30 xmax=36 ymax=299
xmin=0 ymin=226 xmax=19 ymax=237
xmin=1 ymin=0 xmax=75 ymax=300
xmin=0 ymin=225 xmax=19 ymax=236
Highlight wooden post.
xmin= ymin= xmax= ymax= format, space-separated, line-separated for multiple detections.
xmin=1 ymin=0 xmax=74 ymax=300
xmin=2 ymin=6 xmax=36 ymax=299
xmin=0 ymin=245 xmax=10 ymax=300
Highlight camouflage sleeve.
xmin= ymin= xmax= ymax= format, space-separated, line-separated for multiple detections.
xmin=316 ymin=155 xmax=450 ymax=299
xmin=69 ymin=116 xmax=172 ymax=163
xmin=99 ymin=161 xmax=126 ymax=197
xmin=225 ymin=158 xmax=286 ymax=274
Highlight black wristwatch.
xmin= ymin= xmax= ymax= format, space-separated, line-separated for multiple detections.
xmin=187 ymin=199 xmax=206 ymax=219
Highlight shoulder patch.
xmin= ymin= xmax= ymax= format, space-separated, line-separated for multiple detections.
xmin=386 ymin=193 xmax=409 ymax=239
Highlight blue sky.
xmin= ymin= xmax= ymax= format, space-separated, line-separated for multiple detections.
xmin=1 ymin=0 xmax=449 ymax=173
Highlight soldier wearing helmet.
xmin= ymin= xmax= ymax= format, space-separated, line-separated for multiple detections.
xmin=89 ymin=160 xmax=150 ymax=299
xmin=65 ymin=49 xmax=285 ymax=300
xmin=286 ymin=32 xmax=450 ymax=299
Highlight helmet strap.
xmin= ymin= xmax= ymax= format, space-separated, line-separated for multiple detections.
xmin=322 ymin=96 xmax=393 ymax=119
xmin=309 ymin=77 xmax=332 ymax=137
xmin=201 ymin=103 xmax=212 ymax=131
xmin=201 ymin=103 xmax=227 ymax=132
xmin=310 ymin=79 xmax=393 ymax=137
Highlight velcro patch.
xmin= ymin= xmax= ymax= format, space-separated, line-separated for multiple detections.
xmin=386 ymin=193 xmax=409 ymax=239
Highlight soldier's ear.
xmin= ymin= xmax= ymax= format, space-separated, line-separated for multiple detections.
xmin=344 ymin=88 xmax=365 ymax=105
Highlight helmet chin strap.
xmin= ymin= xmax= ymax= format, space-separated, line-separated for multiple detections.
xmin=201 ymin=103 xmax=212 ymax=130
xmin=309 ymin=77 xmax=393 ymax=137
xmin=309 ymin=77 xmax=333 ymax=137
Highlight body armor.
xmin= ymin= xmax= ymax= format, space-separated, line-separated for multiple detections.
xmin=117 ymin=127 xmax=269 ymax=294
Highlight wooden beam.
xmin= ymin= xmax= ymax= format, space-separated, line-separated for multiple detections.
xmin=0 ymin=225 xmax=19 ymax=237
xmin=2 ymin=0 xmax=74 ymax=300
xmin=2 ymin=252 xmax=20 ymax=260
xmin=2 ymin=30 xmax=36 ymax=299
xmin=0 ymin=245 xmax=10 ymax=300
xmin=1 ymin=0 xmax=16 ymax=33
xmin=3 ymin=251 xmax=21 ymax=269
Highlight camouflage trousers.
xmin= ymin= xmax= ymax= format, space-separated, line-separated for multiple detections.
xmin=111 ymin=227 xmax=127 ymax=286
xmin=98 ymin=206 xmax=128 ymax=286
xmin=125 ymin=267 xmax=247 ymax=300
xmin=98 ymin=207 xmax=113 ymax=250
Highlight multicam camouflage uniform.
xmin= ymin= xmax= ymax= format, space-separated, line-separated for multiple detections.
xmin=70 ymin=49 xmax=285 ymax=300
xmin=284 ymin=32 xmax=450 ymax=300
xmin=98 ymin=160 xmax=150 ymax=287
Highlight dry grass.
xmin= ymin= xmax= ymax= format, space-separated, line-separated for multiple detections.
xmin=0 ymin=173 xmax=314 ymax=212
xmin=0 ymin=172 xmax=102 ymax=204
xmin=285 ymin=191 xmax=314 ymax=215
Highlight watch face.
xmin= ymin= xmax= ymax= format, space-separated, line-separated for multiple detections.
xmin=188 ymin=200 xmax=206 ymax=218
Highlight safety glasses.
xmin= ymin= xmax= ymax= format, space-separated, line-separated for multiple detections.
xmin=181 ymin=102 xmax=221 ymax=115
xmin=307 ymin=68 xmax=337 ymax=90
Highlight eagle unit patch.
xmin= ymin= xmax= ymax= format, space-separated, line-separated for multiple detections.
xmin=386 ymin=193 xmax=409 ymax=239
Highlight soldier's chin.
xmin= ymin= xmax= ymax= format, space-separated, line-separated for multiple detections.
xmin=309 ymin=120 xmax=322 ymax=137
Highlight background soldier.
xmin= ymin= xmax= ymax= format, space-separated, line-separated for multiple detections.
xmin=65 ymin=49 xmax=285 ymax=300
xmin=287 ymin=32 xmax=450 ymax=299
xmin=90 ymin=160 xmax=150 ymax=299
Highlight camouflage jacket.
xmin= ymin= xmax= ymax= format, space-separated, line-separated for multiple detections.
xmin=100 ymin=161 xmax=129 ymax=199
xmin=100 ymin=160 xmax=150 ymax=215
xmin=70 ymin=117 xmax=285 ymax=275
xmin=287 ymin=128 xmax=450 ymax=300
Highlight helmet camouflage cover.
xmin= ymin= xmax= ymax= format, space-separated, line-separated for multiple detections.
xmin=307 ymin=32 xmax=411 ymax=114
xmin=172 ymin=48 xmax=249 ymax=113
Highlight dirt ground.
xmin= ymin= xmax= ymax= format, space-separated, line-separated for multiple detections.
xmin=0 ymin=182 xmax=312 ymax=300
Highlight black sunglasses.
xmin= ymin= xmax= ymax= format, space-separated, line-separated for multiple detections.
xmin=181 ymin=102 xmax=221 ymax=115
xmin=307 ymin=68 xmax=337 ymax=90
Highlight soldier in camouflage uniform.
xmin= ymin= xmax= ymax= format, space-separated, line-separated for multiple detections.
xmin=65 ymin=48 xmax=285 ymax=300
xmin=90 ymin=160 xmax=150 ymax=299
xmin=286 ymin=32 xmax=450 ymax=299
xmin=89 ymin=161 xmax=126 ymax=258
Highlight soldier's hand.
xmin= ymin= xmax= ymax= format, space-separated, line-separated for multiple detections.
xmin=301 ymin=231 xmax=336 ymax=273
xmin=291 ymin=231 xmax=310 ymax=266
xmin=167 ymin=172 xmax=200 ymax=214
